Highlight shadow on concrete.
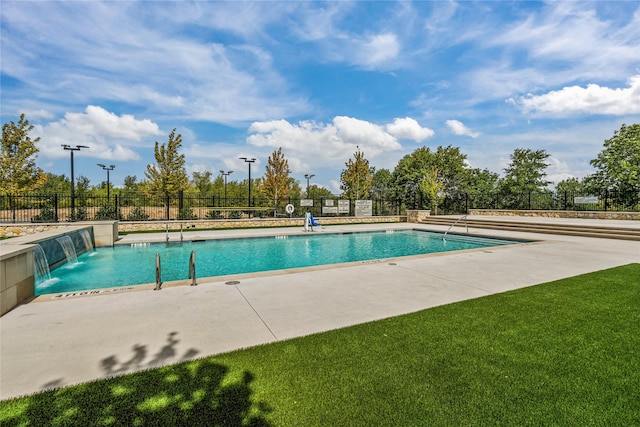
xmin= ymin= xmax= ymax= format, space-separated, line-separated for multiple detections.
xmin=100 ymin=331 xmax=199 ymax=376
xmin=15 ymin=332 xmax=271 ymax=426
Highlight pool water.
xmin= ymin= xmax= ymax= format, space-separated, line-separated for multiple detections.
xmin=36 ymin=229 xmax=520 ymax=295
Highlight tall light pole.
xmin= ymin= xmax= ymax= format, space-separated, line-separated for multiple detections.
xmin=239 ymin=157 xmax=256 ymax=207
xmin=62 ymin=144 xmax=89 ymax=221
xmin=304 ymin=173 xmax=315 ymax=198
xmin=97 ymin=163 xmax=115 ymax=200
xmin=219 ymin=170 xmax=233 ymax=206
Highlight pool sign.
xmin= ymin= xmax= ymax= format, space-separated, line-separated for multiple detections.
xmin=355 ymin=200 xmax=372 ymax=217
xmin=338 ymin=199 xmax=350 ymax=214
xmin=300 ymin=199 xmax=313 ymax=207
xmin=574 ymin=196 xmax=599 ymax=204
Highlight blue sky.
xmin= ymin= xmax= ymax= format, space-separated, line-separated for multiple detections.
xmin=2 ymin=1 xmax=639 ymax=192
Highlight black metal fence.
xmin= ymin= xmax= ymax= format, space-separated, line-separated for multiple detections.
xmin=438 ymin=188 xmax=640 ymax=215
xmin=1 ymin=189 xmax=637 ymax=223
xmin=0 ymin=192 xmax=402 ymax=223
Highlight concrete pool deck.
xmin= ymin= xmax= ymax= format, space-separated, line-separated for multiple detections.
xmin=1 ymin=217 xmax=639 ymax=400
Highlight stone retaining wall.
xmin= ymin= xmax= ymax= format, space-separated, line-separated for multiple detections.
xmin=118 ymin=215 xmax=405 ymax=232
xmin=469 ymin=209 xmax=640 ymax=220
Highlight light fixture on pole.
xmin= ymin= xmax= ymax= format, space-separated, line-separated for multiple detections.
xmin=239 ymin=157 xmax=256 ymax=207
xmin=97 ymin=163 xmax=115 ymax=200
xmin=62 ymin=144 xmax=89 ymax=221
xmin=304 ymin=173 xmax=315 ymax=198
xmin=219 ymin=170 xmax=233 ymax=206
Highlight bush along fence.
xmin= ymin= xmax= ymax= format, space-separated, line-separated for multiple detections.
xmin=1 ymin=189 xmax=637 ymax=223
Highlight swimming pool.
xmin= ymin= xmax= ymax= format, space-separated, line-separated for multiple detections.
xmin=36 ymin=229 xmax=522 ymax=295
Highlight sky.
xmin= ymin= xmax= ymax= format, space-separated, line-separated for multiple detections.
xmin=1 ymin=1 xmax=639 ymax=193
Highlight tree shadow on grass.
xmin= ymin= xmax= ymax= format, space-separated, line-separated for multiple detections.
xmin=3 ymin=333 xmax=271 ymax=426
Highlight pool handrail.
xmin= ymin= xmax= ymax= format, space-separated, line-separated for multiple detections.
xmin=155 ymin=253 xmax=162 ymax=290
xmin=443 ymin=215 xmax=469 ymax=242
xmin=189 ymin=250 xmax=197 ymax=286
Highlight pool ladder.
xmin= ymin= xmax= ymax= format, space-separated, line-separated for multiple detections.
xmin=154 ymin=250 xmax=197 ymax=291
xmin=443 ymin=215 xmax=469 ymax=242
xmin=165 ymin=223 xmax=184 ymax=242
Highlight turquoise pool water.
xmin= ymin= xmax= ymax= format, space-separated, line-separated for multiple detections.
xmin=36 ymin=229 xmax=520 ymax=295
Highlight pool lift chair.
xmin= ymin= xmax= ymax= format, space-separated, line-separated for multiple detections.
xmin=304 ymin=212 xmax=323 ymax=232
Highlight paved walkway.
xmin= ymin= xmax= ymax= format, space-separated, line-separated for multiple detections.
xmin=1 ymin=218 xmax=638 ymax=400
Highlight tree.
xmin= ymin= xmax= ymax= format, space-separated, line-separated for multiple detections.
xmin=192 ymin=171 xmax=214 ymax=195
xmin=37 ymin=173 xmax=71 ymax=193
xmin=392 ymin=145 xmax=468 ymax=210
xmin=340 ymin=146 xmax=373 ymax=199
xmin=419 ymin=166 xmax=444 ymax=214
xmin=587 ymin=123 xmax=640 ymax=193
xmin=499 ymin=148 xmax=551 ymax=209
xmin=123 ymin=175 xmax=140 ymax=192
xmin=259 ymin=147 xmax=291 ymax=216
xmin=465 ymin=168 xmax=500 ymax=209
xmin=371 ymin=168 xmax=393 ymax=199
xmin=555 ymin=177 xmax=585 ymax=194
xmin=144 ymin=129 xmax=188 ymax=199
xmin=1 ymin=114 xmax=45 ymax=195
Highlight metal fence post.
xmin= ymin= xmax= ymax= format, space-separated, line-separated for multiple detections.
xmin=54 ymin=194 xmax=59 ymax=222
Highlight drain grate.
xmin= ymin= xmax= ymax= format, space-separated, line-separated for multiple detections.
xmin=225 ymin=280 xmax=241 ymax=285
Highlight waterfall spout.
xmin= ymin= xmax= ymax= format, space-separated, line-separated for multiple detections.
xmin=33 ymin=245 xmax=51 ymax=283
xmin=80 ymin=229 xmax=94 ymax=252
xmin=56 ymin=235 xmax=78 ymax=265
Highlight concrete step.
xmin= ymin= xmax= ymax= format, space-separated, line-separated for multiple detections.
xmin=419 ymin=217 xmax=640 ymax=241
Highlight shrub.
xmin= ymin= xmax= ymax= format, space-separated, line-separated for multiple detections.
xmin=126 ymin=207 xmax=150 ymax=221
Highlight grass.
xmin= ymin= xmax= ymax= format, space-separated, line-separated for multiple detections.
xmin=2 ymin=264 xmax=639 ymax=426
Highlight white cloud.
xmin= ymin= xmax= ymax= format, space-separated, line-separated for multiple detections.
xmin=513 ymin=74 xmax=640 ymax=116
xmin=247 ymin=116 xmax=406 ymax=172
xmin=386 ymin=117 xmax=435 ymax=141
xmin=445 ymin=120 xmax=480 ymax=138
xmin=32 ymin=106 xmax=163 ymax=161
xmin=354 ymin=33 xmax=400 ymax=68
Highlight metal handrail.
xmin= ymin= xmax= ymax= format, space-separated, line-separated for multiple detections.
xmin=188 ymin=250 xmax=197 ymax=286
xmin=154 ymin=253 xmax=162 ymax=290
xmin=443 ymin=215 xmax=468 ymax=241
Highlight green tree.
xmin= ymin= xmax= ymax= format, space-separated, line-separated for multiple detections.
xmin=499 ymin=148 xmax=551 ymax=209
xmin=37 ymin=173 xmax=71 ymax=193
xmin=259 ymin=147 xmax=291 ymax=216
xmin=340 ymin=146 xmax=373 ymax=199
xmin=144 ymin=129 xmax=188 ymax=199
xmin=555 ymin=177 xmax=586 ymax=194
xmin=1 ymin=114 xmax=45 ymax=195
xmin=392 ymin=145 xmax=468 ymax=210
xmin=465 ymin=168 xmax=500 ymax=209
xmin=122 ymin=175 xmax=140 ymax=192
xmin=419 ymin=166 xmax=444 ymax=214
xmin=192 ymin=171 xmax=214 ymax=195
xmin=371 ymin=168 xmax=393 ymax=199
xmin=587 ymin=123 xmax=640 ymax=193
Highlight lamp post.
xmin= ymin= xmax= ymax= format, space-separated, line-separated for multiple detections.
xmin=62 ymin=144 xmax=89 ymax=221
xmin=239 ymin=157 xmax=256 ymax=207
xmin=97 ymin=163 xmax=115 ymax=200
xmin=304 ymin=173 xmax=315 ymax=198
xmin=219 ymin=170 xmax=233 ymax=206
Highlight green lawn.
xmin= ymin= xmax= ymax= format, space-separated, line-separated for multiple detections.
xmin=2 ymin=264 xmax=639 ymax=426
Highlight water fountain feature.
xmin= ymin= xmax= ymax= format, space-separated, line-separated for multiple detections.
xmin=80 ymin=229 xmax=94 ymax=252
xmin=56 ymin=235 xmax=78 ymax=265
xmin=33 ymin=245 xmax=51 ymax=283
